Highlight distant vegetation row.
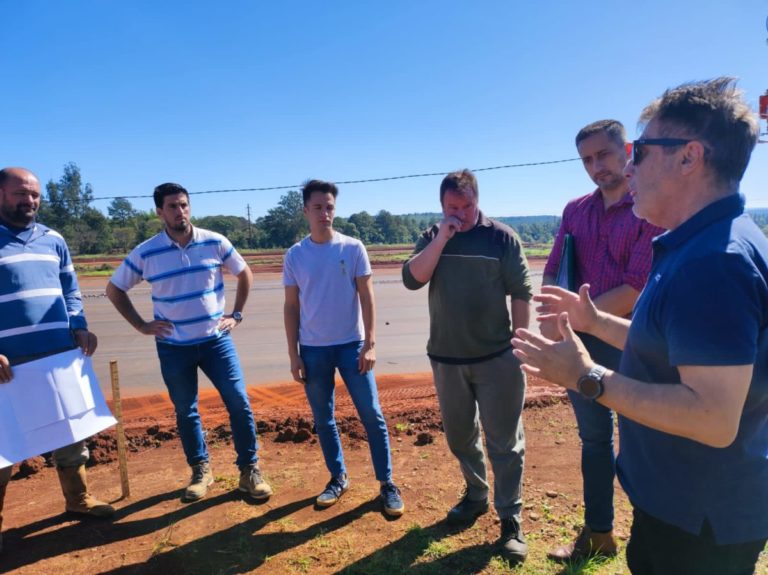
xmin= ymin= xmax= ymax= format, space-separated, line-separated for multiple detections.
xmin=38 ymin=163 xmax=768 ymax=259
xmin=40 ymin=163 xmax=561 ymax=256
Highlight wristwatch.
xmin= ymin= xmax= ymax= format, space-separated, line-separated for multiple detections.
xmin=577 ymin=364 xmax=607 ymax=401
xmin=232 ymin=311 xmax=243 ymax=323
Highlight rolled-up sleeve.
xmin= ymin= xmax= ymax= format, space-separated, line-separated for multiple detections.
xmin=402 ymin=234 xmax=431 ymax=290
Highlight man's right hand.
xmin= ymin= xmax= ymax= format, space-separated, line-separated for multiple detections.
xmin=437 ymin=215 xmax=463 ymax=243
xmin=0 ymin=355 xmax=12 ymax=383
xmin=138 ymin=320 xmax=174 ymax=338
xmin=290 ymin=356 xmax=306 ymax=384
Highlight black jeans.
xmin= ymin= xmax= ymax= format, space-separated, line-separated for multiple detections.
xmin=627 ymin=507 xmax=766 ymax=575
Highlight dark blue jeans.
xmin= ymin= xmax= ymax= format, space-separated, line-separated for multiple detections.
xmin=567 ymin=332 xmax=622 ymax=533
xmin=157 ymin=334 xmax=258 ymax=469
xmin=300 ymin=341 xmax=392 ymax=482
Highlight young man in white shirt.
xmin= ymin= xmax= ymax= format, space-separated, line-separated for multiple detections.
xmin=283 ymin=180 xmax=403 ymax=517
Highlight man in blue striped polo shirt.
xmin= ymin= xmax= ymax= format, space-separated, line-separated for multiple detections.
xmin=107 ymin=183 xmax=271 ymax=503
xmin=0 ymin=167 xmax=114 ymax=555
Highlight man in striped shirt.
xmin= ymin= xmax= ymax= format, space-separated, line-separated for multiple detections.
xmin=107 ymin=183 xmax=271 ymax=503
xmin=0 ymin=167 xmax=114 ymax=555
xmin=542 ymin=120 xmax=662 ymax=562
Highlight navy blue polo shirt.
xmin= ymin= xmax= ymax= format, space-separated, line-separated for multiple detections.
xmin=617 ymin=193 xmax=768 ymax=545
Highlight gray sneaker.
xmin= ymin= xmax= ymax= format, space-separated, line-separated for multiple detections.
xmin=183 ymin=461 xmax=214 ymax=502
xmin=239 ymin=464 xmax=273 ymax=500
xmin=316 ymin=474 xmax=350 ymax=507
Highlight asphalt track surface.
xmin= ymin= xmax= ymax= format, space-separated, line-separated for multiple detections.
xmin=83 ymin=265 xmax=544 ymax=397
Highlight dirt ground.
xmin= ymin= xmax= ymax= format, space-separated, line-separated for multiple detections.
xmin=1 ymin=372 xmax=635 ymax=575
xmin=3 ymin=373 xmax=768 ymax=574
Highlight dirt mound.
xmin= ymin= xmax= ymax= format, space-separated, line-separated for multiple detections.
xmin=40 ymin=373 xmax=565 ymax=470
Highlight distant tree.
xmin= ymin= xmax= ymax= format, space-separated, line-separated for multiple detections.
xmin=257 ymin=190 xmax=308 ymax=248
xmin=112 ymin=226 xmax=137 ymax=253
xmin=108 ymin=197 xmax=139 ymax=226
xmin=135 ymin=211 xmax=164 ymax=244
xmin=67 ymin=208 xmax=112 ymax=254
xmin=193 ymin=215 xmax=247 ymax=238
xmin=192 ymin=215 xmax=258 ymax=249
xmin=348 ymin=211 xmax=381 ymax=244
xmin=375 ymin=210 xmax=410 ymax=244
xmin=39 ymin=162 xmax=94 ymax=229
xmin=334 ymin=217 xmax=360 ymax=239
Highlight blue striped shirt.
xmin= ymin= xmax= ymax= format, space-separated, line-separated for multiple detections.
xmin=110 ymin=227 xmax=246 ymax=345
xmin=0 ymin=222 xmax=86 ymax=362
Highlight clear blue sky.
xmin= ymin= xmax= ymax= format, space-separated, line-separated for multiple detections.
xmin=2 ymin=1 xmax=767 ymax=219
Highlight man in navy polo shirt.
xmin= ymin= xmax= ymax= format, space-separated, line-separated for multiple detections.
xmin=513 ymin=77 xmax=767 ymax=574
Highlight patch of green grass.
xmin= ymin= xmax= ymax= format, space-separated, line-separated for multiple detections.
xmin=525 ymin=247 xmax=552 ymax=258
xmin=77 ymin=268 xmax=115 ymax=277
xmin=394 ymin=422 xmax=410 ymax=432
xmin=311 ymin=528 xmax=332 ymax=550
xmin=421 ymin=539 xmax=453 ymax=560
xmin=288 ymin=555 xmax=316 ymax=573
xmin=369 ymin=253 xmax=411 ymax=264
xmin=273 ymin=517 xmax=299 ymax=532
xmin=541 ymin=502 xmax=554 ymax=522
xmin=214 ymin=474 xmax=238 ymax=490
xmin=150 ymin=521 xmax=178 ymax=557
xmin=558 ymin=550 xmax=626 ymax=575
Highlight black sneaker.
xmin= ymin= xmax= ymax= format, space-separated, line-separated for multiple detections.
xmin=446 ymin=488 xmax=489 ymax=525
xmin=499 ymin=517 xmax=528 ymax=564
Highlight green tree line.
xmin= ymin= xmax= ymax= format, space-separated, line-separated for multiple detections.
xmin=36 ymin=163 xmax=562 ymax=254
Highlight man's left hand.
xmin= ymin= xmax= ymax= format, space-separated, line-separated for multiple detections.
xmin=358 ymin=343 xmax=376 ymax=374
xmin=511 ymin=312 xmax=592 ymax=390
xmin=74 ymin=329 xmax=98 ymax=356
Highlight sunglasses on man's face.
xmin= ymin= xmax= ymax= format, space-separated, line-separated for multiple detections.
xmin=631 ymin=138 xmax=692 ymax=166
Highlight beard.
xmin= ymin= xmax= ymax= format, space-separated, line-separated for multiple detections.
xmin=598 ymin=172 xmax=627 ymax=192
xmin=0 ymin=204 xmax=36 ymax=227
xmin=168 ymin=220 xmax=190 ymax=232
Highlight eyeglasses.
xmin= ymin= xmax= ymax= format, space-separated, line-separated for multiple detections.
xmin=631 ymin=138 xmax=692 ymax=165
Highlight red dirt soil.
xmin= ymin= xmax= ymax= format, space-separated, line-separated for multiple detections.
xmin=1 ymin=372 xmax=627 ymax=575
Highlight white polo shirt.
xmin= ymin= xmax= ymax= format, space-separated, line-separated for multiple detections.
xmin=110 ymin=227 xmax=246 ymax=345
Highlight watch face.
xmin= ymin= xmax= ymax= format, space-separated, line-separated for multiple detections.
xmin=579 ymin=376 xmax=600 ymax=398
xmin=233 ymin=312 xmax=243 ymax=321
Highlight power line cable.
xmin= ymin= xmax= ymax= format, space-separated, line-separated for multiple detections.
xmin=92 ymin=157 xmax=581 ymax=201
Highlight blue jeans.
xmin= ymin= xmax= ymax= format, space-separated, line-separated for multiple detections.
xmin=157 ymin=333 xmax=258 ymax=469
xmin=568 ymin=332 xmax=622 ymax=533
xmin=300 ymin=341 xmax=392 ymax=482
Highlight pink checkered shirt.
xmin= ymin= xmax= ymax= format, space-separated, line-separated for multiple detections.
xmin=544 ymin=189 xmax=664 ymax=299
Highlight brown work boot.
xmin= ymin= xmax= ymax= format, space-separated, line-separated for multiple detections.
xmin=183 ymin=461 xmax=214 ymax=502
xmin=56 ymin=464 xmax=115 ymax=518
xmin=547 ymin=526 xmax=617 ymax=563
xmin=238 ymin=463 xmax=273 ymax=500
